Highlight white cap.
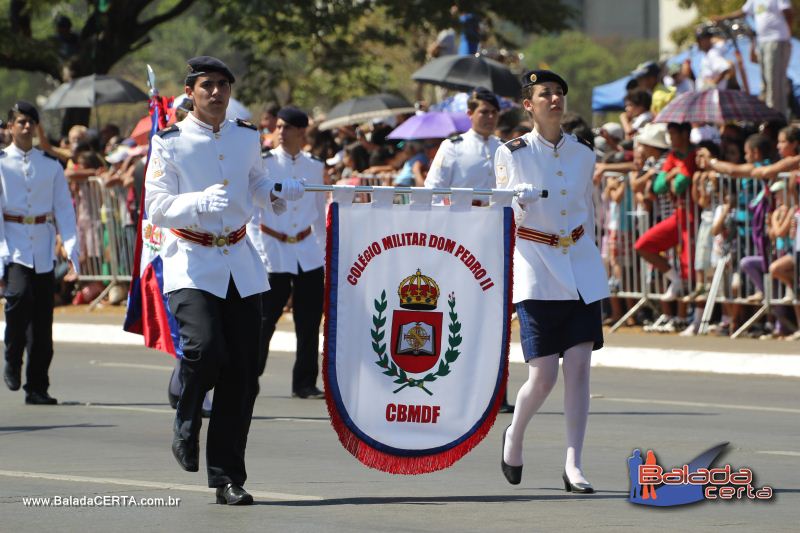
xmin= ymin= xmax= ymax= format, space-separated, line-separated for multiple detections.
xmin=105 ymin=145 xmax=131 ymax=164
xmin=326 ymin=149 xmax=344 ymax=166
xmin=601 ymin=122 xmax=624 ymax=142
xmin=634 ymin=122 xmax=670 ymax=150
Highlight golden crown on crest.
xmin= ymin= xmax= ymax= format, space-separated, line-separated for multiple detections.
xmin=398 ymin=269 xmax=440 ymax=311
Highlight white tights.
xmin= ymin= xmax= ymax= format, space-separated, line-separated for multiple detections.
xmin=503 ymin=341 xmax=593 ymax=484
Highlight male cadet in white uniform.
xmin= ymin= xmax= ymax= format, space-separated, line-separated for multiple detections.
xmin=0 ymin=101 xmax=79 ymax=405
xmin=424 ymin=87 xmax=502 ymax=206
xmin=145 ymin=56 xmax=304 ymax=506
xmin=249 ymin=106 xmax=326 ymax=399
xmin=423 ymin=86 xmax=516 ymax=413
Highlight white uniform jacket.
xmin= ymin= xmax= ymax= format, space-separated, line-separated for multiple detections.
xmin=494 ymin=130 xmax=609 ymax=304
xmin=145 ymin=115 xmax=281 ymax=298
xmin=0 ymin=144 xmax=79 ymax=275
xmin=248 ymin=147 xmax=326 ymax=274
xmin=425 ymin=128 xmax=503 ymax=191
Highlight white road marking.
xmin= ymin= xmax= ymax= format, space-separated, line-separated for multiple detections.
xmin=89 ymin=361 xmax=173 ymax=372
xmin=66 ymin=403 xmax=330 ymax=422
xmin=83 ymin=404 xmax=174 ymax=414
xmin=756 ymin=451 xmax=800 ymax=457
xmin=595 ymin=396 xmax=800 ymax=414
xmin=0 ymin=470 xmax=322 ymax=501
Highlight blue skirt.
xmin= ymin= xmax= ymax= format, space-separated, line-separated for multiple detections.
xmin=516 ymin=297 xmax=603 ymax=362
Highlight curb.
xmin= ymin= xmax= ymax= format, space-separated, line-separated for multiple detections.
xmin=5 ymin=322 xmax=799 ymax=378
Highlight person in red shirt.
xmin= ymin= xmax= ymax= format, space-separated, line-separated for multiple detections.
xmin=635 ymin=122 xmax=696 ymax=300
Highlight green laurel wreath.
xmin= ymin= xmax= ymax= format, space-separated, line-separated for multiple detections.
xmin=371 ymin=290 xmax=461 ymax=396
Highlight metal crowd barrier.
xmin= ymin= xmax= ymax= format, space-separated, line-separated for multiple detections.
xmin=598 ymin=169 xmax=797 ymax=337
xmin=73 ymin=177 xmax=134 ymax=308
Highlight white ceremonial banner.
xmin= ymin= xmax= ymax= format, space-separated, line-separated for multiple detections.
xmin=323 ymin=188 xmax=514 ymax=474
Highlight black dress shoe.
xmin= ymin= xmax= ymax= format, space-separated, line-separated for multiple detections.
xmin=25 ymin=391 xmax=57 ymax=405
xmin=4 ymin=364 xmax=21 ymax=391
xmin=292 ymin=386 xmax=324 ymax=399
xmin=171 ymin=434 xmax=199 ymax=472
xmin=499 ymin=402 xmax=515 ymax=414
xmin=562 ymin=469 xmax=595 ymax=494
xmin=216 ymin=483 xmax=253 ymax=505
xmin=501 ymin=424 xmax=522 ymax=485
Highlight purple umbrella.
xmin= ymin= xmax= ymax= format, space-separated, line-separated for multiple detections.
xmin=387 ymin=112 xmax=472 ymax=140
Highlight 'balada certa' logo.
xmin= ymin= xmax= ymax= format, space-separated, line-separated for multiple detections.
xmin=628 ymin=443 xmax=773 ymax=506
xmin=371 ymin=269 xmax=462 ymax=398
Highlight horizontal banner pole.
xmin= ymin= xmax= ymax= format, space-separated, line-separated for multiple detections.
xmin=300 ymin=185 xmax=549 ymax=198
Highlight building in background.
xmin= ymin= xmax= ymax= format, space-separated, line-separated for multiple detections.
xmin=565 ymin=0 xmax=698 ymax=56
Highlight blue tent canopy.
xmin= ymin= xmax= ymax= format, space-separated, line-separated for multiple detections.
xmin=591 ymin=36 xmax=800 ymax=113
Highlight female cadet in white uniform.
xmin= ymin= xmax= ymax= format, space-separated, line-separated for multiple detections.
xmin=494 ymin=70 xmax=609 ymax=492
xmin=0 ymin=101 xmax=79 ymax=405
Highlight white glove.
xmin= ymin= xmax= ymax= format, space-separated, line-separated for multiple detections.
xmin=271 ymin=197 xmax=287 ymax=215
xmin=513 ymin=184 xmax=543 ymax=207
xmin=274 ymin=178 xmax=305 ymax=201
xmin=196 ymin=183 xmax=229 ymax=214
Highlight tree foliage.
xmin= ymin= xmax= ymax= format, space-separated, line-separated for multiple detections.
xmin=211 ymin=0 xmax=575 ymax=109
xmin=0 ymin=0 xmax=196 ymax=80
xmin=522 ymin=32 xmax=660 ymax=121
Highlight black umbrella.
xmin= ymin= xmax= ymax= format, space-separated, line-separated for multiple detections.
xmin=412 ymin=55 xmax=521 ymax=98
xmin=43 ymin=74 xmax=148 ymax=109
xmin=319 ymin=93 xmax=416 ymax=131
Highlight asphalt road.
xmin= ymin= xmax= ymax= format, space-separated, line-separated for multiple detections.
xmin=0 ymin=340 xmax=797 ymax=532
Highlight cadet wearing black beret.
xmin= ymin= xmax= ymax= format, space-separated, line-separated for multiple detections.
xmin=520 ymin=70 xmax=568 ymax=95
xmin=276 ymin=106 xmax=309 ymax=129
xmin=469 ymin=86 xmax=500 ymax=110
xmin=185 ymin=56 xmax=236 ymax=86
xmin=10 ymin=101 xmax=40 ymax=124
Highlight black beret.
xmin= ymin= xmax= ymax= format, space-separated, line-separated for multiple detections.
xmin=185 ymin=56 xmax=235 ymax=85
xmin=469 ymin=87 xmax=500 ymax=110
xmin=631 ymin=61 xmax=660 ymax=79
xmin=695 ymin=25 xmax=714 ymax=39
xmin=520 ymin=70 xmax=568 ymax=95
xmin=12 ymin=100 xmax=39 ymax=124
xmin=277 ymin=106 xmax=309 ymax=128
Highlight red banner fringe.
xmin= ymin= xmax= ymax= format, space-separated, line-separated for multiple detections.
xmin=322 ymin=204 xmax=514 ymax=474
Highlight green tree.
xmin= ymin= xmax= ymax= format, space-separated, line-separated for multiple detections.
xmin=522 ymin=32 xmax=660 ymax=121
xmin=0 ymin=0 xmax=196 ymax=79
xmin=0 ymin=0 xmax=576 ymax=130
xmin=0 ymin=0 xmax=198 ymax=131
xmin=211 ymin=0 xmax=576 ymax=110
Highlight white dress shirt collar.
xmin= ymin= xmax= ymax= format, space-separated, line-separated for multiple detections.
xmin=465 ymin=128 xmax=491 ymax=143
xmin=531 ymin=129 xmax=566 ymax=152
xmin=5 ymin=143 xmax=34 ymax=158
xmin=185 ymin=113 xmax=229 ymax=134
xmin=274 ymin=145 xmax=302 ymax=161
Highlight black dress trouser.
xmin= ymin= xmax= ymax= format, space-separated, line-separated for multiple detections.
xmin=259 ymin=266 xmax=324 ymax=392
xmin=4 ymin=263 xmax=55 ymax=394
xmin=167 ymin=278 xmax=261 ymax=488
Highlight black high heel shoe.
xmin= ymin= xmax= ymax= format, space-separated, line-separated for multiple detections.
xmin=501 ymin=424 xmax=522 ymax=485
xmin=562 ymin=469 xmax=594 ymax=494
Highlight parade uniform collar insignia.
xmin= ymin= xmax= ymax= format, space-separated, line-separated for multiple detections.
xmin=236 ymin=118 xmax=257 ymax=130
xmin=505 ymin=136 xmax=528 ymax=152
